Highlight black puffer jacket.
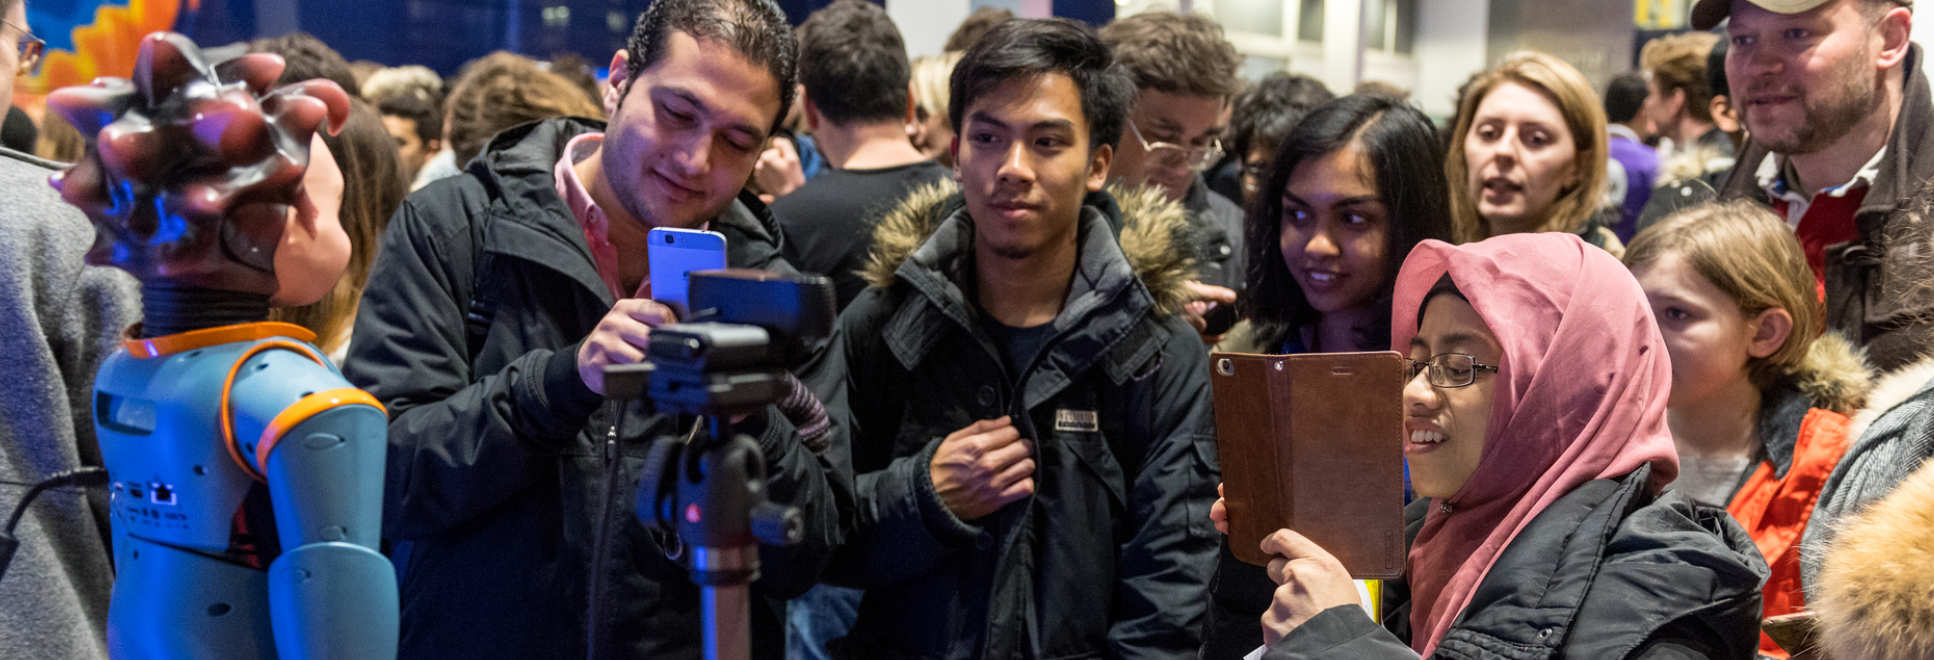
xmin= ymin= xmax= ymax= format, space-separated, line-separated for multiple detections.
xmin=1262 ymin=464 xmax=1767 ymax=659
xmin=805 ymin=182 xmax=1219 ymax=659
xmin=343 ymin=118 xmax=849 ymax=659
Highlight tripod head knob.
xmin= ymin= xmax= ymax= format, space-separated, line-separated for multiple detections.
xmin=749 ymin=501 xmax=803 ymax=547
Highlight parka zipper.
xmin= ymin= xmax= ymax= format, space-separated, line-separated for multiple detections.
xmin=584 ymin=417 xmax=622 ymax=660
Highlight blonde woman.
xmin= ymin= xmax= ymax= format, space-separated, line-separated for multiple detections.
xmin=906 ymin=51 xmax=961 ymax=167
xmin=1447 ymin=51 xmax=1619 ymax=253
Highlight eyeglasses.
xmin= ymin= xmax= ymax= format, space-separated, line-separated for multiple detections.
xmin=1127 ymin=119 xmax=1223 ymax=172
xmin=4 ymin=19 xmax=43 ymax=77
xmin=1404 ymin=353 xmax=1499 ymax=389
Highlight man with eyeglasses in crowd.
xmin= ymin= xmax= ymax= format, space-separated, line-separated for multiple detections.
xmin=0 ymin=1 xmax=138 ymax=657
xmin=1100 ymin=11 xmax=1246 ymax=338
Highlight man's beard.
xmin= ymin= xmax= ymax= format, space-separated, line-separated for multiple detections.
xmin=1748 ymin=59 xmax=1885 ymax=156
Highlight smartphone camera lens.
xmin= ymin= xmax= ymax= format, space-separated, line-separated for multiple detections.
xmin=663 ymin=234 xmax=674 ymax=244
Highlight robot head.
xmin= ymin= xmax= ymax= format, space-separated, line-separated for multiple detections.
xmin=46 ymin=32 xmax=351 ymax=305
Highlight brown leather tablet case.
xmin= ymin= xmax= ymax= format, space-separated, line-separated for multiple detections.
xmin=1210 ymin=351 xmax=1407 ymax=578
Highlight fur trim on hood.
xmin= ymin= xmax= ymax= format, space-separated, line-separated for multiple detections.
xmin=1781 ymin=331 xmax=1874 ymax=415
xmin=1846 ymin=355 xmax=1934 ymax=442
xmin=1814 ymin=458 xmax=1934 ymax=660
xmin=862 ymin=180 xmax=1199 ymax=315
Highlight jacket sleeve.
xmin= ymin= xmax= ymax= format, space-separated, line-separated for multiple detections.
xmin=1799 ymin=387 xmax=1934 ymax=600
xmin=1261 ymin=606 xmax=1418 ymax=660
xmin=1109 ymin=327 xmax=1222 ymax=658
xmin=743 ymin=406 xmax=853 ymax=599
xmin=342 ymin=199 xmax=604 ymax=540
xmin=803 ymin=293 xmax=978 ymax=588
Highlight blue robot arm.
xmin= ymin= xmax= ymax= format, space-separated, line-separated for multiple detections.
xmin=229 ymin=351 xmax=399 ymax=659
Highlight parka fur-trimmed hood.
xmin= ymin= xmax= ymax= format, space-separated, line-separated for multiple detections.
xmin=1846 ymin=354 xmax=1934 ymax=441
xmin=861 ymin=180 xmax=1199 ymax=315
xmin=1814 ymin=457 xmax=1934 ymax=660
xmin=1780 ymin=331 xmax=1875 ymax=416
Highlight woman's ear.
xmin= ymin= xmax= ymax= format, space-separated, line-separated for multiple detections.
xmin=1746 ymin=307 xmax=1795 ymax=360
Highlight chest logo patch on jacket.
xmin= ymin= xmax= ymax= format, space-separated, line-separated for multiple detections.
xmin=1055 ymin=409 xmax=1100 ymax=433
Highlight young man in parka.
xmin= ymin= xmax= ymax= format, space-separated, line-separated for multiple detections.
xmin=801 ymin=18 xmax=1219 ymax=659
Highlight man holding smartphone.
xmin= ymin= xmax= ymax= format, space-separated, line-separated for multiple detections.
xmin=341 ymin=1 xmax=846 ymax=658
xmin=801 ymin=18 xmax=1218 ymax=658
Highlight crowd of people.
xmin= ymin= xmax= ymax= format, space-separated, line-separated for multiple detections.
xmin=5 ymin=0 xmax=1934 ymax=658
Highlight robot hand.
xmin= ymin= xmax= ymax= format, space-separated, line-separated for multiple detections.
xmin=45 ymin=32 xmax=351 ymax=305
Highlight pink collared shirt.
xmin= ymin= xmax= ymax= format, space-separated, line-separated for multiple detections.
xmin=553 ymin=132 xmax=633 ymax=300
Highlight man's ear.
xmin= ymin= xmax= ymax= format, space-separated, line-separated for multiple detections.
xmin=905 ymin=83 xmax=919 ymax=125
xmin=1669 ymin=87 xmax=1689 ymax=119
xmin=1086 ymin=143 xmax=1114 ymax=192
xmin=949 ymin=134 xmax=962 ymax=180
xmin=802 ymin=94 xmax=823 ymax=133
xmin=1710 ymin=94 xmax=1733 ymax=121
xmin=1747 ymin=307 xmax=1796 ymax=360
xmin=1877 ymin=6 xmax=1913 ymax=71
xmin=426 ymin=138 xmax=442 ymax=153
xmin=1710 ymin=95 xmax=1741 ymax=134
xmin=604 ymin=50 xmax=631 ymax=117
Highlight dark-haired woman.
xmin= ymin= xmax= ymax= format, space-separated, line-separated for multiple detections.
xmin=1203 ymin=93 xmax=1454 ymax=656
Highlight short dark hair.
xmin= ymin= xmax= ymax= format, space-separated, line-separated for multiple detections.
xmin=797 ymin=0 xmax=910 ymax=125
xmin=377 ymin=92 xmax=441 ymax=146
xmin=1099 ymin=11 xmax=1242 ymax=99
xmin=1604 ymin=72 xmax=1649 ymax=124
xmin=949 ymin=18 xmax=1134 ymax=152
xmin=623 ymin=0 xmax=796 ymax=134
xmin=2 ymin=106 xmax=36 ymax=153
xmin=1243 ymin=94 xmax=1455 ymax=346
xmin=1230 ymin=72 xmax=1335 ymax=162
xmin=945 ymin=7 xmax=1013 ymax=53
xmin=251 ymin=32 xmax=361 ymax=99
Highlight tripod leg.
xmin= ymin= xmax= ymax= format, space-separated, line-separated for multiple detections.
xmin=697 ymin=547 xmax=754 ymax=660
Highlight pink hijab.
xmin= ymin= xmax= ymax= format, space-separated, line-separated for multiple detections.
xmin=1390 ymin=234 xmax=1678 ymax=656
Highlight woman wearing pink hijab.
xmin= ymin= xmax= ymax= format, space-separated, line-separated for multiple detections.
xmin=1221 ymin=233 xmax=1767 ymax=658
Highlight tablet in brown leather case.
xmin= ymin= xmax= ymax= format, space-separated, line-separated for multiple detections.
xmin=1210 ymin=351 xmax=1407 ymax=578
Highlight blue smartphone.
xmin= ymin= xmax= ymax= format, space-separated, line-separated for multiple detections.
xmin=647 ymin=227 xmax=728 ymax=319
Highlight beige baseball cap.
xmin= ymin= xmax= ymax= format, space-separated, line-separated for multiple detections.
xmin=1691 ymin=0 xmax=1913 ymax=30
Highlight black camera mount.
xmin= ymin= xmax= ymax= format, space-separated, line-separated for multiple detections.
xmin=602 ymin=269 xmax=835 ymax=660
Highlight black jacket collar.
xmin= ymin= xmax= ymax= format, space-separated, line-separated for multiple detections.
xmin=1402 ymin=464 xmax=1767 ymax=658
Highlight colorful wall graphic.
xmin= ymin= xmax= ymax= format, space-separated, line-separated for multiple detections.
xmin=19 ymin=0 xmax=195 ymax=99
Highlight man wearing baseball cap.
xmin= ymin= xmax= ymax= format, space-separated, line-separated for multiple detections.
xmin=1697 ymin=0 xmax=1934 ymax=373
